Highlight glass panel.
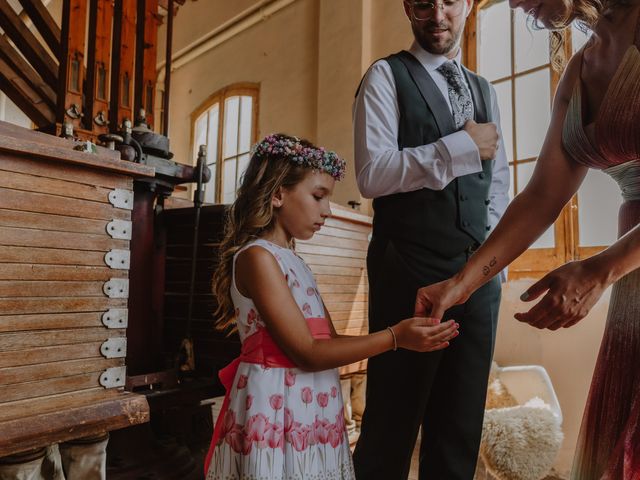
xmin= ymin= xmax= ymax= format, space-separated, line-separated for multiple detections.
xmin=238 ymin=96 xmax=253 ymax=154
xmin=223 ymin=159 xmax=237 ymax=204
xmin=97 ymin=65 xmax=106 ymax=100
xmin=146 ymin=83 xmax=153 ymax=112
xmin=514 ymin=9 xmax=550 ymax=73
xmin=518 ymin=161 xmax=555 ymax=248
xmin=515 ymin=68 xmax=551 ymax=160
xmin=70 ymin=60 xmax=80 ymax=92
xmin=207 ymin=104 xmax=220 ymax=164
xmin=572 ymin=23 xmax=591 ymax=54
xmin=194 ymin=113 xmax=207 ymax=159
xmin=223 ymin=96 xmax=240 ymax=159
xmin=578 ymin=169 xmax=623 ymax=246
xmin=122 ymin=74 xmax=130 ymax=107
xmin=478 ymin=1 xmax=511 ymax=81
xmin=509 ymin=164 xmax=515 ymax=200
xmin=205 ymin=162 xmax=217 ymax=204
xmin=237 ymin=153 xmax=250 ymax=190
xmin=493 ymin=80 xmax=513 ymax=163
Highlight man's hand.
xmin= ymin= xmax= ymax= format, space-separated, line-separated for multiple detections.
xmin=415 ymin=277 xmax=469 ymax=320
xmin=464 ymin=120 xmax=499 ymax=161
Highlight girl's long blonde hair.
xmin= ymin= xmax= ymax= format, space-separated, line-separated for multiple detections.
xmin=211 ymin=134 xmax=314 ymax=332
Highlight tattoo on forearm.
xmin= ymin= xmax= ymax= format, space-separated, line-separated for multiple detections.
xmin=482 ymin=257 xmax=498 ymax=276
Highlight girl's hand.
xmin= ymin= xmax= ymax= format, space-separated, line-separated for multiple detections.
xmin=392 ymin=317 xmax=459 ymax=352
xmin=515 ymin=258 xmax=613 ymax=330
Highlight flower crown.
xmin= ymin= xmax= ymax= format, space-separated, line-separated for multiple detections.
xmin=251 ymin=134 xmax=346 ymax=181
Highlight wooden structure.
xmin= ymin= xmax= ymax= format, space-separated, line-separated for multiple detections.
xmin=0 ymin=122 xmax=154 ymax=456
xmin=162 ymin=203 xmax=372 ymax=382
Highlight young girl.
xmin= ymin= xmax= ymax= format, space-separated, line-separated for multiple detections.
xmin=205 ymin=134 xmax=459 ymax=479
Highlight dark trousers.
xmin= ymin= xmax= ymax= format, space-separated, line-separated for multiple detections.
xmin=352 ymin=238 xmax=501 ymax=480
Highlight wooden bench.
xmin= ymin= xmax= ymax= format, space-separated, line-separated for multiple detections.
xmin=0 ymin=122 xmax=153 ymax=457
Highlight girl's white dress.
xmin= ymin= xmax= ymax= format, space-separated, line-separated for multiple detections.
xmin=206 ymin=239 xmax=355 ymax=480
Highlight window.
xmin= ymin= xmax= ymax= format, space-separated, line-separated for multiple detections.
xmin=467 ymin=1 xmax=617 ymax=277
xmin=191 ymin=84 xmax=259 ymax=204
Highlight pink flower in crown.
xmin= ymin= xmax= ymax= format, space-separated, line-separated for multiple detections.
xmin=317 ymin=392 xmax=329 ymax=408
xmin=246 ymin=394 xmax=253 ymax=410
xmin=285 ymin=370 xmax=296 ymax=387
xmin=247 ymin=308 xmax=257 ymax=325
xmin=313 ymin=416 xmax=330 ymax=445
xmin=264 ymin=421 xmax=285 ymax=450
xmin=245 ymin=413 xmax=269 ymax=442
xmin=301 ymin=387 xmax=313 ymax=405
xmin=306 ymin=287 xmax=316 ymax=296
xmin=236 ymin=374 xmax=248 ymax=390
xmin=284 ymin=407 xmax=294 ymax=433
xmin=331 ymin=386 xmax=337 ymax=398
xmin=269 ymin=394 xmax=284 ymax=411
xmin=328 ymin=424 xmax=342 ymax=448
xmin=302 ymin=303 xmax=312 ymax=316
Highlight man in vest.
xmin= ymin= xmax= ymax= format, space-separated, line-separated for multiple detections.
xmin=352 ymin=1 xmax=509 ymax=478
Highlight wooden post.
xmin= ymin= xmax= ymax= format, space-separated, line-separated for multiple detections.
xmin=135 ymin=0 xmax=158 ymax=128
xmin=110 ymin=0 xmax=136 ymax=129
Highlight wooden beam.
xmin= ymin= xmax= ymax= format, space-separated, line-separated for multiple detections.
xmin=109 ymin=0 xmax=135 ymax=128
xmin=0 ymin=0 xmax=58 ymax=89
xmin=17 ymin=0 xmax=61 ymax=59
xmin=134 ymin=0 xmax=158 ymax=128
xmin=0 ymin=35 xmax=56 ymax=110
xmin=0 ymin=57 xmax=55 ymax=128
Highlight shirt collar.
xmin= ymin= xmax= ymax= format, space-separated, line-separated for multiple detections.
xmin=409 ymin=40 xmax=463 ymax=73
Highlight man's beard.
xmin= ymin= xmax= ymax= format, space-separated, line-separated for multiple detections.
xmin=412 ymin=20 xmax=463 ymax=56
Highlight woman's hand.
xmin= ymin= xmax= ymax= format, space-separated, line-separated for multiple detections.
xmin=414 ymin=276 xmax=470 ymax=320
xmin=516 ymin=258 xmax=614 ymax=330
xmin=392 ymin=317 xmax=459 ymax=352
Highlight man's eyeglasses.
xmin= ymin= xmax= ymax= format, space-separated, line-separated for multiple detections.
xmin=406 ymin=0 xmax=465 ymax=20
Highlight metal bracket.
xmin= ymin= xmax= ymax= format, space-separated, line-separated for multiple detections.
xmin=104 ymin=250 xmax=131 ymax=270
xmin=103 ymin=278 xmax=129 ymax=298
xmin=100 ymin=337 xmax=127 ymax=358
xmin=106 ymin=219 xmax=132 ymax=240
xmin=99 ymin=366 xmax=126 ymax=388
xmin=101 ymin=309 xmax=128 ymax=329
xmin=108 ymin=189 xmax=133 ymax=210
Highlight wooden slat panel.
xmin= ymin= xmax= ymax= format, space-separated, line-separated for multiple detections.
xmin=313 ymin=225 xmax=369 ymax=241
xmin=0 ymin=343 xmax=102 ymax=368
xmin=317 ymin=283 xmax=368 ymax=295
xmin=299 ymin=253 xmax=366 ymax=268
xmin=340 ymin=360 xmax=367 ymax=376
xmin=0 ymin=391 xmax=149 ymax=457
xmin=2 ymin=357 xmax=123 ymax=385
xmin=307 ymin=265 xmax=365 ymax=277
xmin=0 ymin=188 xmax=130 ymax=221
xmin=0 ymin=209 xmax=109 ymax=235
xmin=0 ymin=226 xmax=128 ymax=252
xmin=0 ymin=312 xmax=105 ymax=333
xmin=303 ymin=233 xmax=368 ymax=252
xmin=0 ymin=281 xmax=105 ymax=297
xmin=0 ymin=264 xmax=127 ymax=281
xmin=0 ymin=170 xmax=116 ymax=203
xmin=296 ymin=243 xmax=366 ymax=259
xmin=315 ymin=274 xmax=364 ymax=286
xmin=1 ymin=372 xmax=108 ymax=404
xmin=324 ymin=216 xmax=371 ymax=233
xmin=0 ymin=246 xmax=106 ymax=266
xmin=326 ymin=310 xmax=368 ymax=322
xmin=0 ymin=298 xmax=127 ymax=315
xmin=0 ymin=328 xmax=125 ymax=350
xmin=0 ymin=153 xmax=132 ymax=190
xmin=324 ymin=301 xmax=367 ymax=313
xmin=320 ymin=293 xmax=367 ymax=303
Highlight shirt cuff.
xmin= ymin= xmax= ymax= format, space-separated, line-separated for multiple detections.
xmin=439 ymin=130 xmax=482 ymax=178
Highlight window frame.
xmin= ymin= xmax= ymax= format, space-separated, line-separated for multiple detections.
xmin=464 ymin=2 xmax=597 ymax=278
xmin=190 ymin=82 xmax=260 ymax=204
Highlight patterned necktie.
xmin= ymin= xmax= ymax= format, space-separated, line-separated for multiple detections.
xmin=436 ymin=61 xmax=473 ymax=129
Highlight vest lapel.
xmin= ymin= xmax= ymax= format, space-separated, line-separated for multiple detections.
xmin=396 ymin=50 xmax=456 ymax=136
xmin=462 ymin=67 xmax=492 ymax=123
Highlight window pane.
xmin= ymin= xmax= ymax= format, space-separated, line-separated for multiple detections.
xmin=515 ymin=68 xmax=551 ymax=160
xmin=204 ymin=162 xmax=217 ymax=204
xmin=223 ymin=96 xmax=240 ymax=159
xmin=478 ymin=1 xmax=511 ymax=81
xmin=223 ymin=159 xmax=237 ymax=204
xmin=572 ymin=23 xmax=591 ymax=54
xmin=194 ymin=113 xmax=207 ymax=157
xmin=237 ymin=153 xmax=250 ymax=190
xmin=238 ymin=96 xmax=253 ymax=154
xmin=493 ymin=80 xmax=513 ymax=163
xmin=509 ymin=164 xmax=515 ymax=200
xmin=514 ymin=9 xmax=549 ymax=73
xmin=518 ymin=161 xmax=555 ymax=248
xmin=207 ymin=103 xmax=220 ymax=165
xmin=578 ymin=169 xmax=623 ymax=246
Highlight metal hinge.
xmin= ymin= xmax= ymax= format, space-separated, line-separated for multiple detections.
xmin=104 ymin=250 xmax=131 ymax=270
xmin=108 ymin=189 xmax=133 ymax=210
xmin=103 ymin=278 xmax=129 ymax=298
xmin=102 ymin=309 xmax=128 ymax=329
xmin=106 ymin=219 xmax=132 ymax=240
xmin=100 ymin=337 xmax=127 ymax=359
xmin=99 ymin=366 xmax=126 ymax=388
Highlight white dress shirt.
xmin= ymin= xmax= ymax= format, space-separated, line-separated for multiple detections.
xmin=353 ymin=41 xmax=510 ymax=233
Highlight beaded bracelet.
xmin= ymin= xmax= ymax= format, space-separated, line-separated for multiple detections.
xmin=386 ymin=326 xmax=398 ymax=351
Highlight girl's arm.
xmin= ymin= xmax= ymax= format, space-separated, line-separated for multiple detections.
xmin=236 ymin=246 xmax=459 ymax=372
xmin=415 ymin=52 xmax=589 ymax=319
